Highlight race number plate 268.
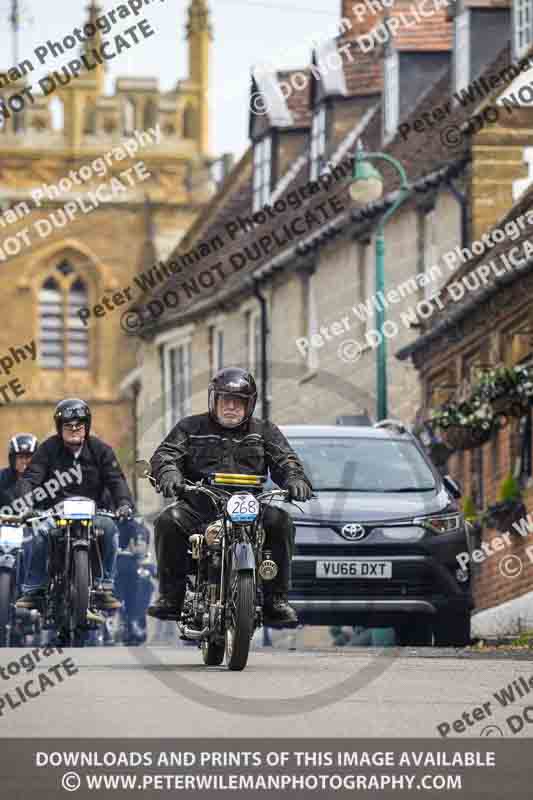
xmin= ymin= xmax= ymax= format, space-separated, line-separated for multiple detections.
xmin=316 ymin=559 xmax=392 ymax=579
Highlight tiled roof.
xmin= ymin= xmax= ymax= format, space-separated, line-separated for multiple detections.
xmin=136 ymin=35 xmax=522 ymax=334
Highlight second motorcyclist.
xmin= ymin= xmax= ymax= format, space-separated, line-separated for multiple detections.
xmin=15 ymin=399 xmax=134 ymax=611
xmin=0 ymin=433 xmax=39 ymax=509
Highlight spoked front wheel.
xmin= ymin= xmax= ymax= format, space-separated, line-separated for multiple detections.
xmin=69 ymin=549 xmax=89 ymax=646
xmin=225 ymin=571 xmax=255 ymax=671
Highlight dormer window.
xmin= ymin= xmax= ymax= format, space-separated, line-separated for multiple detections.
xmin=310 ymin=106 xmax=327 ymax=181
xmin=453 ymin=9 xmax=470 ymax=94
xmin=383 ymin=50 xmax=399 ymax=141
xmin=513 ymin=0 xmax=533 ymax=59
xmin=253 ymin=135 xmax=271 ymax=212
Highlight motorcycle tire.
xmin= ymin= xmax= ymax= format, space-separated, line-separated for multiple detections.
xmin=0 ymin=571 xmax=13 ymax=647
xmin=225 ymin=571 xmax=255 ymax=671
xmin=202 ymin=639 xmax=225 ymax=666
xmin=69 ymin=549 xmax=89 ymax=645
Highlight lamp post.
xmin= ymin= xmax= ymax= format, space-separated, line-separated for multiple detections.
xmin=348 ymin=149 xmax=411 ymax=421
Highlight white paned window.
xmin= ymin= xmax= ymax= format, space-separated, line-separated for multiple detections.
xmin=310 ymin=106 xmax=327 ymax=181
xmin=454 ymin=11 xmax=471 ymax=94
xmin=164 ymin=341 xmax=192 ymax=429
xmin=514 ymin=0 xmax=533 ymax=59
xmin=209 ymin=325 xmax=224 ymax=374
xmin=252 ymin=135 xmax=272 ymax=212
xmin=383 ymin=50 xmax=399 ymax=140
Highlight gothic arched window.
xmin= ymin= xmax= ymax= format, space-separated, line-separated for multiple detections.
xmin=38 ymin=261 xmax=89 ymax=370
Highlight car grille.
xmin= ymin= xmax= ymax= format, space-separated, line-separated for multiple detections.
xmin=295 ymin=544 xmax=425 ymax=557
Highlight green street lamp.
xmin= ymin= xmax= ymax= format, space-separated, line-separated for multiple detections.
xmin=348 ymin=149 xmax=411 ymax=421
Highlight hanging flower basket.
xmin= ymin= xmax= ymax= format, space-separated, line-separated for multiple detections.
xmin=484 ymin=500 xmax=527 ymax=534
xmin=477 ymin=365 xmax=533 ymax=419
xmin=492 ymin=395 xmax=531 ymax=419
xmin=441 ymin=423 xmax=494 ymax=452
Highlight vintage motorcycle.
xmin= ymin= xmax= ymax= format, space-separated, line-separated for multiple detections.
xmin=0 ymin=497 xmax=119 ymax=646
xmin=138 ymin=461 xmax=301 ymax=671
xmin=0 ymin=520 xmax=40 ymax=646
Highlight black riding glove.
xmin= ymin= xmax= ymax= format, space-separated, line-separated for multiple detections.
xmin=286 ymin=478 xmax=313 ymax=502
xmin=116 ymin=504 xmax=134 ymax=520
xmin=159 ymin=473 xmax=185 ymax=499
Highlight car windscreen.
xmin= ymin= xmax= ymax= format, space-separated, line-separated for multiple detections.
xmin=288 ymin=437 xmax=437 ymax=492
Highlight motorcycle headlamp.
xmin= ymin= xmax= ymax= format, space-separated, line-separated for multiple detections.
xmin=412 ymin=512 xmax=463 ymax=534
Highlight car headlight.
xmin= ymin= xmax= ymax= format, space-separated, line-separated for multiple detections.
xmin=412 ymin=513 xmax=463 ymax=534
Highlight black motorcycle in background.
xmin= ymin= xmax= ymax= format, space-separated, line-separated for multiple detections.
xmin=0 ymin=520 xmax=40 ymax=646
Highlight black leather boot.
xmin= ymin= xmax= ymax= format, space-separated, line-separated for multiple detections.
xmin=147 ymin=580 xmax=186 ymax=621
xmin=263 ymin=592 xmax=298 ymax=627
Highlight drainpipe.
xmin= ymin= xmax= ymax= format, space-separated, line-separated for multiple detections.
xmin=132 ymin=379 xmax=140 ymax=504
xmin=252 ymin=280 xmax=270 ymax=422
xmin=444 ymin=177 xmax=469 ymax=249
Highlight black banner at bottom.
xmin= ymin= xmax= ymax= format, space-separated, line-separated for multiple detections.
xmin=1 ymin=739 xmax=531 ymax=799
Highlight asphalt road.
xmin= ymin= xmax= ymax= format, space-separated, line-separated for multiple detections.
xmin=2 ymin=640 xmax=533 ymax=739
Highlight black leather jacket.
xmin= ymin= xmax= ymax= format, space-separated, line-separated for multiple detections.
xmin=16 ymin=434 xmax=134 ymax=511
xmin=151 ymin=413 xmax=312 ymax=491
xmin=0 ymin=467 xmax=18 ymax=509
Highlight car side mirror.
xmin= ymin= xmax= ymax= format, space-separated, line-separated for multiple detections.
xmin=443 ymin=474 xmax=462 ymax=499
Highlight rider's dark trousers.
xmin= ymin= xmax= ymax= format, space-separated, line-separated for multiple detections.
xmin=154 ymin=501 xmax=295 ymax=603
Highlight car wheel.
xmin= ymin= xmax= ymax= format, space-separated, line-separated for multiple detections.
xmin=433 ymin=610 xmax=471 ymax=647
xmin=396 ymin=615 xmax=433 ymax=647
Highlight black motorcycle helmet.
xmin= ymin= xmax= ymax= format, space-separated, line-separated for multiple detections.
xmin=208 ymin=367 xmax=257 ymax=428
xmin=54 ymin=398 xmax=92 ymax=436
xmin=8 ymin=433 xmax=38 ymax=470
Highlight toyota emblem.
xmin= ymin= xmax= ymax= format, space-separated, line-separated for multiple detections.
xmin=341 ymin=523 xmax=366 ymax=541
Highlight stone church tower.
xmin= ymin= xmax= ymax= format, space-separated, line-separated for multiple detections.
xmin=0 ymin=0 xmax=215 ymax=478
